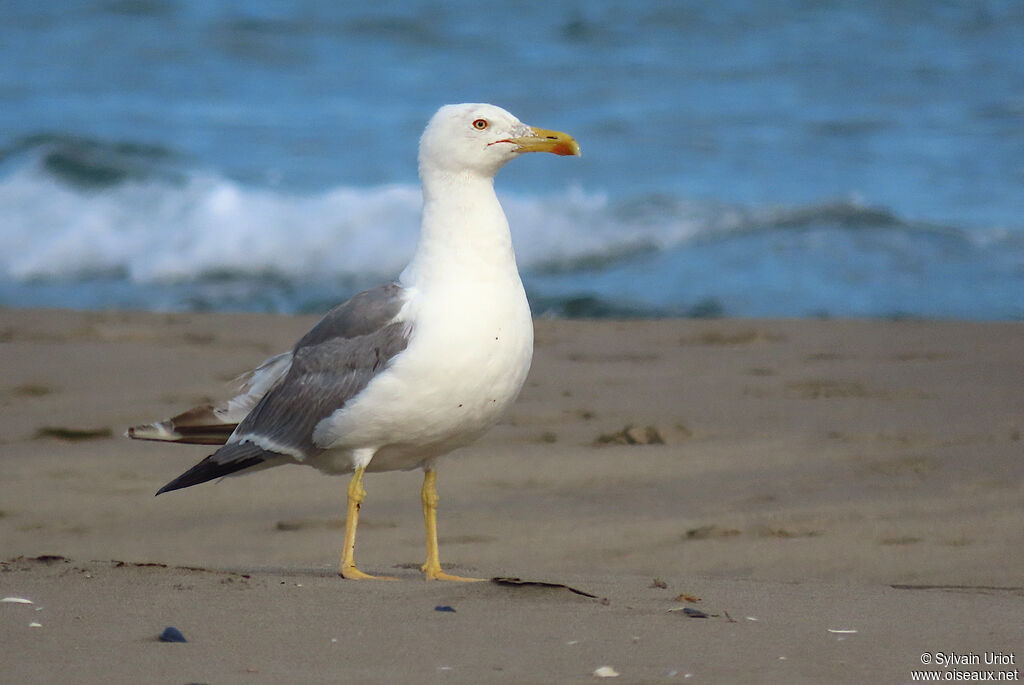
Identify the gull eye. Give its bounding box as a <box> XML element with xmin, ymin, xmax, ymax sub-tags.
<box><xmin>472</xmin><ymin>118</ymin><xmax>489</xmax><ymax>130</ymax></box>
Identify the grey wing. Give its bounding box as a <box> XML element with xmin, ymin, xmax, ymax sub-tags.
<box><xmin>229</xmin><ymin>284</ymin><xmax>412</xmax><ymax>459</ymax></box>
<box><xmin>150</xmin><ymin>283</ymin><xmax>412</xmax><ymax>495</ymax></box>
<box><xmin>129</xmin><ymin>283</ymin><xmax>407</xmax><ymax>446</ymax></box>
<box><xmin>297</xmin><ymin>282</ymin><xmax>405</xmax><ymax>347</ymax></box>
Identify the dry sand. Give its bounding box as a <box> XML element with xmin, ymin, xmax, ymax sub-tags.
<box><xmin>1</xmin><ymin>308</ymin><xmax>1021</xmax><ymax>684</ymax></box>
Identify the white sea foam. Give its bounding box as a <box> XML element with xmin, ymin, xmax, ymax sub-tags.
<box><xmin>0</xmin><ymin>166</ymin><xmax>419</xmax><ymax>283</ymax></box>
<box><xmin>1</xmin><ymin>162</ymin><xmax>1021</xmax><ymax>319</ymax></box>
<box><xmin>0</xmin><ymin>165</ymin><xmax>702</xmax><ymax>284</ymax></box>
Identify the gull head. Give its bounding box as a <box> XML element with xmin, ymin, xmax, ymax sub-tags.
<box><xmin>419</xmin><ymin>103</ymin><xmax>580</xmax><ymax>178</ymax></box>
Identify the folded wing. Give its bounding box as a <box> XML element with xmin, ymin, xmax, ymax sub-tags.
<box><xmin>132</xmin><ymin>283</ymin><xmax>412</xmax><ymax>493</ymax></box>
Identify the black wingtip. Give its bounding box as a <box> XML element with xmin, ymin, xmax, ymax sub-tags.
<box><xmin>155</xmin><ymin>442</ymin><xmax>270</xmax><ymax>495</ymax></box>
<box><xmin>155</xmin><ymin>481</ymin><xmax>183</xmax><ymax>496</ymax></box>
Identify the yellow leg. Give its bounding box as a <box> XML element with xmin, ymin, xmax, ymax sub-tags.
<box><xmin>421</xmin><ymin>468</ymin><xmax>483</xmax><ymax>582</ymax></box>
<box><xmin>338</xmin><ymin>466</ymin><xmax>396</xmax><ymax>580</ymax></box>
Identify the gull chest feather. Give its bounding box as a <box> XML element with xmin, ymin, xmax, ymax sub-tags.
<box><xmin>412</xmin><ymin>279</ymin><xmax>533</xmax><ymax>417</ymax></box>
<box><xmin>314</xmin><ymin>278</ymin><xmax>533</xmax><ymax>468</ymax></box>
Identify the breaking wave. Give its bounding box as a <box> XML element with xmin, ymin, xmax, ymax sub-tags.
<box><xmin>1</xmin><ymin>136</ymin><xmax>1021</xmax><ymax>319</ymax></box>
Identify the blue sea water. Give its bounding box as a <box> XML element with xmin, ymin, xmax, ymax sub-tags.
<box><xmin>1</xmin><ymin>0</ymin><xmax>1022</xmax><ymax>319</ymax></box>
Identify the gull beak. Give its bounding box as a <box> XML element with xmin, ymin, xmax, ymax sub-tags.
<box><xmin>508</xmin><ymin>127</ymin><xmax>581</xmax><ymax>156</ymax></box>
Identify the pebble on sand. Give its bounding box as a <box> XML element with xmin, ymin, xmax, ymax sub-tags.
<box><xmin>159</xmin><ymin>626</ymin><xmax>188</xmax><ymax>643</ymax></box>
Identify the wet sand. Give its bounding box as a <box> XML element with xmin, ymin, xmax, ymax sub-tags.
<box><xmin>1</xmin><ymin>309</ymin><xmax>1021</xmax><ymax>683</ymax></box>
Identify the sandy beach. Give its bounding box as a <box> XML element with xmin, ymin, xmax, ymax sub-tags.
<box><xmin>1</xmin><ymin>308</ymin><xmax>1021</xmax><ymax>683</ymax></box>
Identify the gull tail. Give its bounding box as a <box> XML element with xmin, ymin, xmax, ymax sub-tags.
<box><xmin>127</xmin><ymin>404</ymin><xmax>238</xmax><ymax>446</ymax></box>
<box><xmin>128</xmin><ymin>351</ymin><xmax>293</xmax><ymax>446</ymax></box>
<box><xmin>156</xmin><ymin>442</ymin><xmax>273</xmax><ymax>495</ymax></box>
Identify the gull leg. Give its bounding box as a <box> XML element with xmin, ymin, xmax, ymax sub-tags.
<box><xmin>421</xmin><ymin>468</ymin><xmax>483</xmax><ymax>582</ymax></box>
<box><xmin>339</xmin><ymin>466</ymin><xmax>396</xmax><ymax>580</ymax></box>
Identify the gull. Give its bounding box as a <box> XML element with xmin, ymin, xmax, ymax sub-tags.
<box><xmin>128</xmin><ymin>103</ymin><xmax>580</xmax><ymax>580</ymax></box>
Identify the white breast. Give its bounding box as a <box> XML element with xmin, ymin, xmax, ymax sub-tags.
<box><xmin>311</xmin><ymin>276</ymin><xmax>533</xmax><ymax>473</ymax></box>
